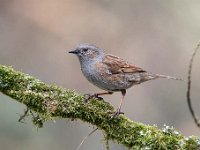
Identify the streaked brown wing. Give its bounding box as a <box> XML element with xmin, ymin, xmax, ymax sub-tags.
<box><xmin>102</xmin><ymin>54</ymin><xmax>146</xmax><ymax>74</ymax></box>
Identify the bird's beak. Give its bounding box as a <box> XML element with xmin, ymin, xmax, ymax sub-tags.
<box><xmin>68</xmin><ymin>49</ymin><xmax>79</xmax><ymax>54</ymax></box>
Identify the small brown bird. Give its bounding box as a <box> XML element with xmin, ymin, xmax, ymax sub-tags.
<box><xmin>69</xmin><ymin>43</ymin><xmax>182</xmax><ymax>117</ymax></box>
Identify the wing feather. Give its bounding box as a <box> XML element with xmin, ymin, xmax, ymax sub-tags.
<box><xmin>102</xmin><ymin>54</ymin><xmax>146</xmax><ymax>74</ymax></box>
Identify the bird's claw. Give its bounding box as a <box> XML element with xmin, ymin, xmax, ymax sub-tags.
<box><xmin>111</xmin><ymin>109</ymin><xmax>124</xmax><ymax>118</ymax></box>
<box><xmin>83</xmin><ymin>93</ymin><xmax>104</xmax><ymax>103</ymax></box>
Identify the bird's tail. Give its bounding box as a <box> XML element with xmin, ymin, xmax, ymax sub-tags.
<box><xmin>155</xmin><ymin>74</ymin><xmax>184</xmax><ymax>81</ymax></box>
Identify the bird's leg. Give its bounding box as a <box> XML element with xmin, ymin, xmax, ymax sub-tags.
<box><xmin>112</xmin><ymin>89</ymin><xmax>126</xmax><ymax>118</ymax></box>
<box><xmin>84</xmin><ymin>91</ymin><xmax>113</xmax><ymax>102</ymax></box>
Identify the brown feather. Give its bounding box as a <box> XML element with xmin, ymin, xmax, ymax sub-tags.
<box><xmin>103</xmin><ymin>54</ymin><xmax>146</xmax><ymax>74</ymax></box>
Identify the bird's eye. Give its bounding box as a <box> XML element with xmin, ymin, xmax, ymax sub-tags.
<box><xmin>82</xmin><ymin>48</ymin><xmax>88</xmax><ymax>52</ymax></box>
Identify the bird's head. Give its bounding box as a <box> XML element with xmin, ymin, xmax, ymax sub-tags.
<box><xmin>69</xmin><ymin>43</ymin><xmax>103</xmax><ymax>62</ymax></box>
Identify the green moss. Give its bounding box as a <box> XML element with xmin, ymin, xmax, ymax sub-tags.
<box><xmin>0</xmin><ymin>64</ymin><xmax>199</xmax><ymax>149</ymax></box>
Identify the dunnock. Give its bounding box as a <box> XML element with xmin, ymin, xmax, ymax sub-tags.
<box><xmin>69</xmin><ymin>43</ymin><xmax>182</xmax><ymax>117</ymax></box>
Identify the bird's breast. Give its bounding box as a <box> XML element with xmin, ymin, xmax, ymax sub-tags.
<box><xmin>80</xmin><ymin>61</ymin><xmax>114</xmax><ymax>90</ymax></box>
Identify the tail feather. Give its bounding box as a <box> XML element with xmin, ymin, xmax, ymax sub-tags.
<box><xmin>155</xmin><ymin>74</ymin><xmax>184</xmax><ymax>81</ymax></box>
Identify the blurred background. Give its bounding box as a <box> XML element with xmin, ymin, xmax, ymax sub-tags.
<box><xmin>0</xmin><ymin>0</ymin><xmax>200</xmax><ymax>149</ymax></box>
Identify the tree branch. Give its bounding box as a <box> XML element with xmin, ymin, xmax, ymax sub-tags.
<box><xmin>187</xmin><ymin>41</ymin><xmax>200</xmax><ymax>128</ymax></box>
<box><xmin>0</xmin><ymin>64</ymin><xmax>199</xmax><ymax>149</ymax></box>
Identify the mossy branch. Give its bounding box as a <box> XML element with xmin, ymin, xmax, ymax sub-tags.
<box><xmin>0</xmin><ymin>64</ymin><xmax>199</xmax><ymax>149</ymax></box>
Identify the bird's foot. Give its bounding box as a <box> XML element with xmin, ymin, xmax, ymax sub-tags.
<box><xmin>83</xmin><ymin>93</ymin><xmax>104</xmax><ymax>103</ymax></box>
<box><xmin>111</xmin><ymin>108</ymin><xmax>124</xmax><ymax>118</ymax></box>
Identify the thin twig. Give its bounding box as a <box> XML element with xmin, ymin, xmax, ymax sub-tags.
<box><xmin>75</xmin><ymin>127</ymin><xmax>98</xmax><ymax>150</ymax></box>
<box><xmin>18</xmin><ymin>107</ymin><xmax>30</xmax><ymax>123</ymax></box>
<box><xmin>187</xmin><ymin>41</ymin><xmax>200</xmax><ymax>128</ymax></box>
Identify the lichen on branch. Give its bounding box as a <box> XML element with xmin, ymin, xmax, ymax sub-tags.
<box><xmin>0</xmin><ymin>64</ymin><xmax>199</xmax><ymax>149</ymax></box>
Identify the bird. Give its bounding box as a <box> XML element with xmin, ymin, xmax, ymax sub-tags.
<box><xmin>69</xmin><ymin>43</ymin><xmax>182</xmax><ymax>117</ymax></box>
